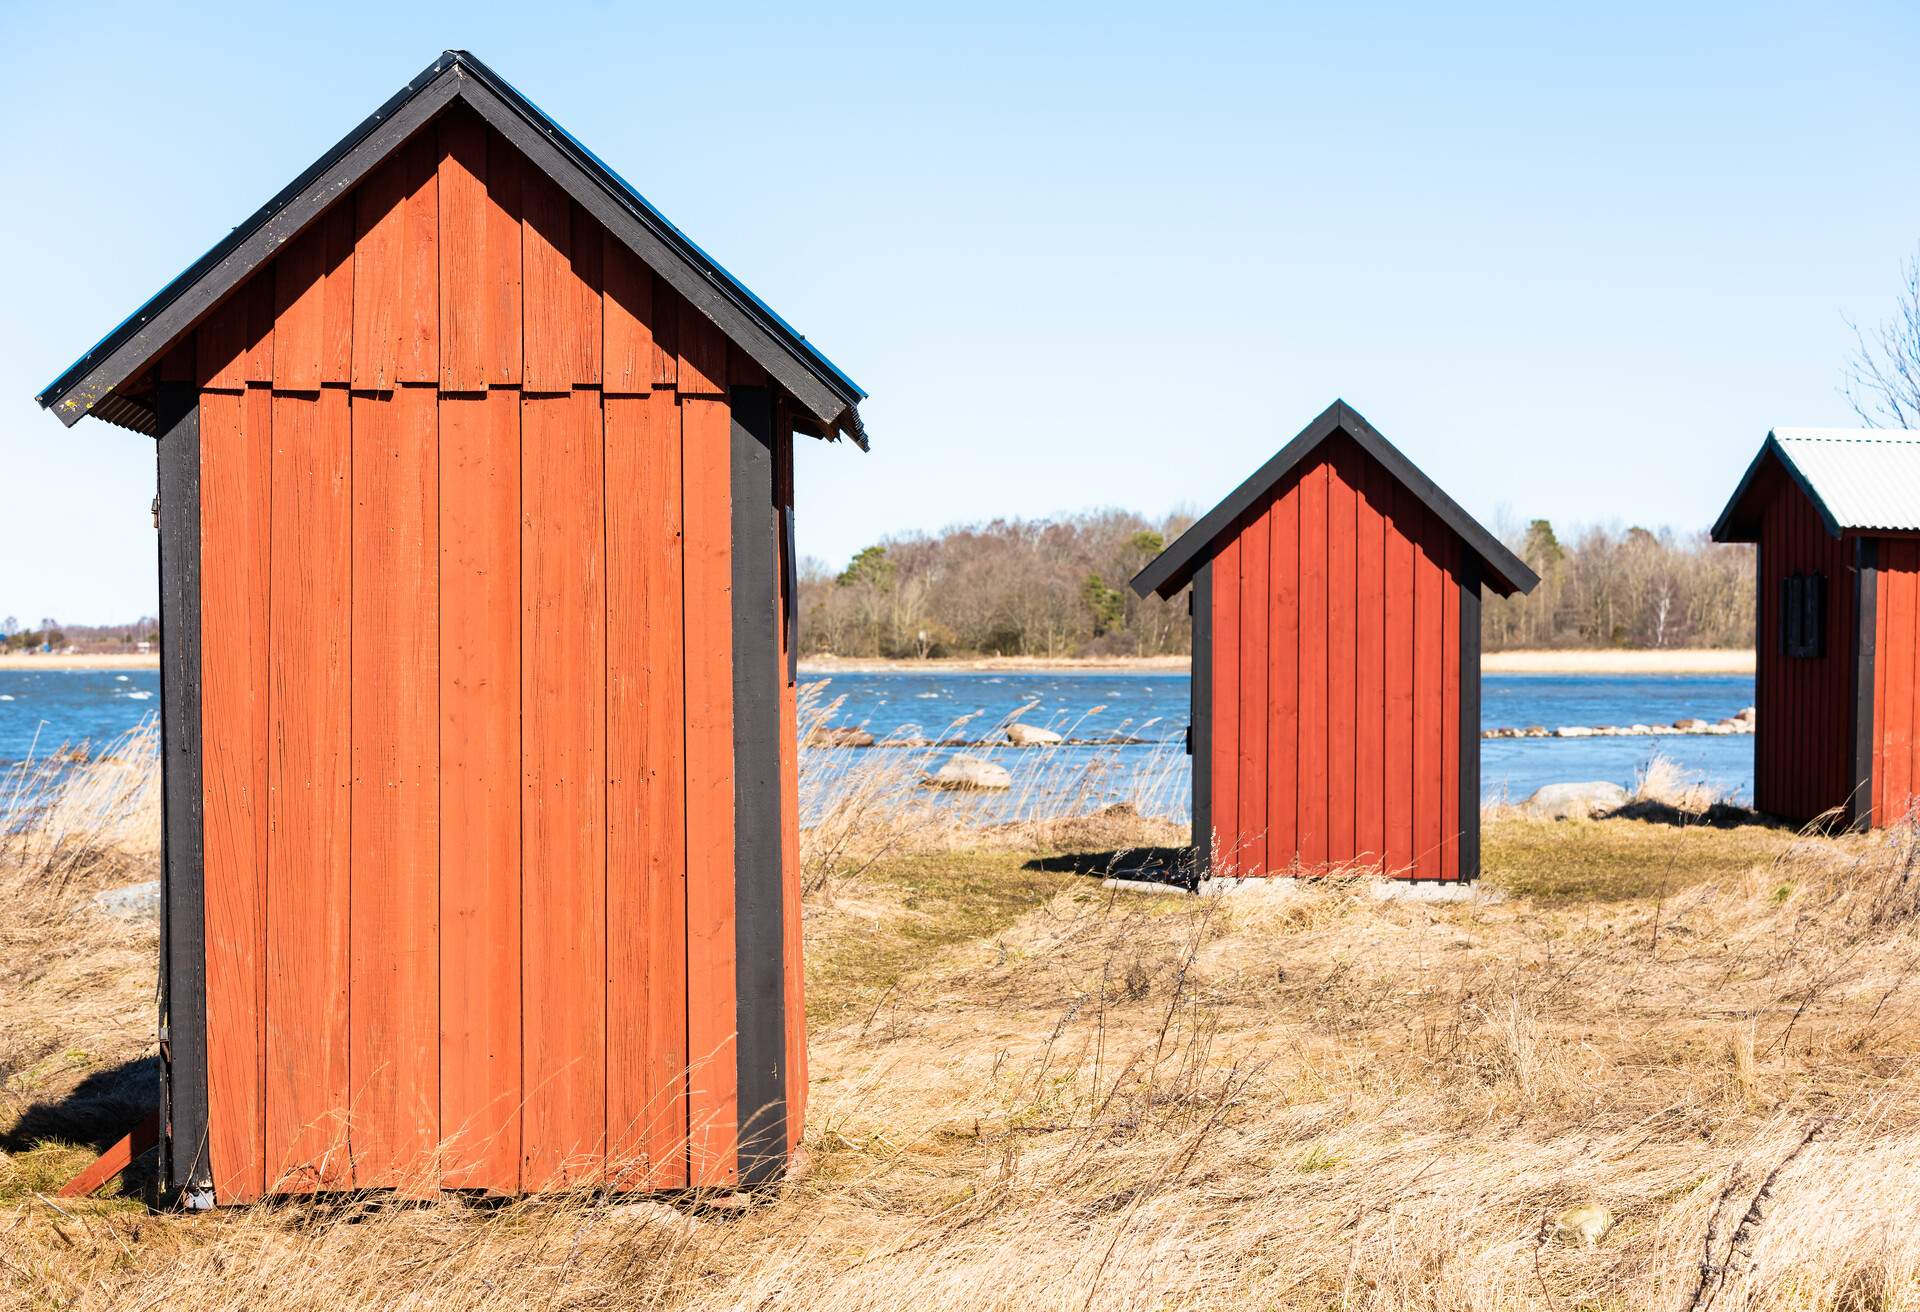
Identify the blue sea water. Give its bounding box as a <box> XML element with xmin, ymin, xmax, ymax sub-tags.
<box><xmin>0</xmin><ymin>668</ymin><xmax>161</xmax><ymax>763</ymax></box>
<box><xmin>0</xmin><ymin>666</ymin><xmax>1757</xmax><ymax>815</ymax></box>
<box><xmin>801</xmin><ymin>669</ymin><xmax>1756</xmax><ymax>813</ymax></box>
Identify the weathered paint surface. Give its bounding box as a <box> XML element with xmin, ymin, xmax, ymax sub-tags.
<box><xmin>1205</xmin><ymin>435</ymin><xmax>1465</xmax><ymax>880</ymax></box>
<box><xmin>191</xmin><ymin>109</ymin><xmax>803</xmax><ymax>1199</ymax></box>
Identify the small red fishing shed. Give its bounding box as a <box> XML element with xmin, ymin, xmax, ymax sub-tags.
<box><xmin>1712</xmin><ymin>428</ymin><xmax>1920</xmax><ymax>828</ymax></box>
<box><xmin>35</xmin><ymin>51</ymin><xmax>868</xmax><ymax>1203</ymax></box>
<box><xmin>1132</xmin><ymin>401</ymin><xmax>1537</xmax><ymax>881</ymax></box>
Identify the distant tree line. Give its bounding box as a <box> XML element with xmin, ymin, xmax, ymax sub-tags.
<box><xmin>801</xmin><ymin>514</ymin><xmax>1756</xmax><ymax>659</ymax></box>
<box><xmin>1483</xmin><ymin>521</ymin><xmax>1754</xmax><ymax>650</ymax></box>
<box><xmin>0</xmin><ymin>615</ymin><xmax>159</xmax><ymax>653</ymax></box>
<box><xmin>800</xmin><ymin>511</ymin><xmax>1195</xmax><ymax>658</ymax></box>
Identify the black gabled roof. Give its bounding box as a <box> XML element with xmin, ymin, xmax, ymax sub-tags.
<box><xmin>1130</xmin><ymin>400</ymin><xmax>1538</xmax><ymax>600</ymax></box>
<box><xmin>36</xmin><ymin>50</ymin><xmax>868</xmax><ymax>448</ymax></box>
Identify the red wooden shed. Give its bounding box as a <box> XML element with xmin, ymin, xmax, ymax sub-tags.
<box><xmin>1712</xmin><ymin>428</ymin><xmax>1920</xmax><ymax>828</ymax></box>
<box><xmin>1132</xmin><ymin>402</ymin><xmax>1537</xmax><ymax>881</ymax></box>
<box><xmin>35</xmin><ymin>51</ymin><xmax>867</xmax><ymax>1204</ymax></box>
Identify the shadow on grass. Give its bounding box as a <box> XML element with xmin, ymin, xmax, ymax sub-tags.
<box><xmin>1022</xmin><ymin>846</ymin><xmax>1195</xmax><ymax>889</ymax></box>
<box><xmin>1599</xmin><ymin>800</ymin><xmax>1795</xmax><ymax>830</ymax></box>
<box><xmin>2</xmin><ymin>1054</ymin><xmax>158</xmax><ymax>1155</ymax></box>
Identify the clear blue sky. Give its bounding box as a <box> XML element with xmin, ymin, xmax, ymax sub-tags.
<box><xmin>4</xmin><ymin>0</ymin><xmax>1917</xmax><ymax>623</ymax></box>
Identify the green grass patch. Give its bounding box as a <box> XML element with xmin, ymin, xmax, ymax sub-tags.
<box><xmin>1482</xmin><ymin>815</ymin><xmax>1801</xmax><ymax>904</ymax></box>
<box><xmin>806</xmin><ymin>850</ymin><xmax>1074</xmax><ymax>1027</ymax></box>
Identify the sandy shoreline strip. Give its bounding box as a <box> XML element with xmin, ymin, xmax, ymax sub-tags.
<box><xmin>1</xmin><ymin>648</ymin><xmax>1755</xmax><ymax>676</ymax></box>
<box><xmin>0</xmin><ymin>652</ymin><xmax>161</xmax><ymax>670</ymax></box>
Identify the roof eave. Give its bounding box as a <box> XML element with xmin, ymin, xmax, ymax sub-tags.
<box><xmin>1129</xmin><ymin>400</ymin><xmax>1539</xmax><ymax>601</ymax></box>
<box><xmin>36</xmin><ymin>50</ymin><xmax>867</xmax><ymax>444</ymax></box>
<box><xmin>1710</xmin><ymin>435</ymin><xmax>1842</xmax><ymax>543</ymax></box>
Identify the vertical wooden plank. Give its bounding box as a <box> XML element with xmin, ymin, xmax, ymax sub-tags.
<box><xmin>352</xmin><ymin>136</ymin><xmax>438</xmax><ymax>389</ymax></box>
<box><xmin>1191</xmin><ymin>566</ymin><xmax>1214</xmax><ymax>876</ymax></box>
<box><xmin>349</xmin><ymin>386</ymin><xmax>441</xmax><ymax>1189</ymax></box>
<box><xmin>439</xmin><ymin>113</ymin><xmax>491</xmax><ymax>393</ymax></box>
<box><xmin>604</xmin><ymin>236</ymin><xmax>654</xmax><ymax>393</ymax></box>
<box><xmin>775</xmin><ymin>424</ymin><xmax>806</xmax><ymax>1155</ymax></box>
<box><xmin>1383</xmin><ymin>482</ymin><xmax>1416</xmax><ymax>876</ymax></box>
<box><xmin>198</xmin><ymin>296</ymin><xmax>250</xmax><ymax>393</ymax></box>
<box><xmin>158</xmin><ymin>383</ymin><xmax>210</xmax><ymax>1198</ymax></box>
<box><xmin>651</xmin><ymin>276</ymin><xmax>679</xmax><ymax>390</ymax></box>
<box><xmin>1413</xmin><ymin>511</ymin><xmax>1445</xmax><ymax>878</ymax></box>
<box><xmin>1441</xmin><ymin>536</ymin><xmax>1461</xmax><ymax>881</ymax></box>
<box><xmin>483</xmin><ymin>132</ymin><xmax>524</xmax><ymax>387</ymax></box>
<box><xmin>1237</xmin><ymin>508</ymin><xmax>1269</xmax><ymax>875</ymax></box>
<box><xmin>521</xmin><ymin>387</ymin><xmax>607</xmax><ymax>1188</ymax></box>
<box><xmin>352</xmin><ymin>146</ymin><xmax>407</xmax><ymax>390</ymax></box>
<box><xmin>397</xmin><ymin>139</ymin><xmax>439</xmax><ymax>385</ymax></box>
<box><xmin>1458</xmin><ymin>560</ymin><xmax>1483</xmax><ymax>878</ymax></box>
<box><xmin>521</xmin><ymin>175</ymin><xmax>571</xmax><ymax>392</ymax></box>
<box><xmin>1267</xmin><ymin>482</ymin><xmax>1299</xmax><ymax>872</ymax></box>
<box><xmin>729</xmin><ymin>387</ymin><xmax>787</xmax><ymax>1185</ymax></box>
<box><xmin>1326</xmin><ymin>443</ymin><xmax>1358</xmax><ymax>863</ymax></box>
<box><xmin>683</xmin><ymin>391</ymin><xmax>738</xmax><ymax>1184</ymax></box>
<box><xmin>1210</xmin><ymin>537</ymin><xmax>1240</xmax><ymax>873</ymax></box>
<box><xmin>677</xmin><ymin>299</ymin><xmax>726</xmax><ymax>398</ymax></box>
<box><xmin>607</xmin><ymin>389</ymin><xmax>690</xmax><ymax>1190</ymax></box>
<box><xmin>440</xmin><ymin>388</ymin><xmax>523</xmax><ymax>1193</ymax></box>
<box><xmin>318</xmin><ymin>208</ymin><xmax>356</xmax><ymax>386</ymax></box>
<box><xmin>266</xmin><ymin>389</ymin><xmax>352</xmax><ymax>1192</ymax></box>
<box><xmin>1354</xmin><ymin>457</ymin><xmax>1386</xmax><ymax>868</ymax></box>
<box><xmin>1297</xmin><ymin>463</ymin><xmax>1329</xmax><ymax>869</ymax></box>
<box><xmin>1888</xmin><ymin>543</ymin><xmax>1915</xmax><ymax>820</ymax></box>
<box><xmin>273</xmin><ymin>228</ymin><xmax>328</xmax><ymax>392</ymax></box>
<box><xmin>241</xmin><ymin>280</ymin><xmax>275</xmax><ymax>385</ymax></box>
<box><xmin>1758</xmin><ymin>502</ymin><xmax>1778</xmax><ymax>815</ymax></box>
<box><xmin>1874</xmin><ymin>549</ymin><xmax>1889</xmax><ymax>822</ymax></box>
<box><xmin>523</xmin><ymin>177</ymin><xmax>602</xmax><ymax>390</ymax></box>
<box><xmin>200</xmin><ymin>388</ymin><xmax>270</xmax><ymax>1202</ymax></box>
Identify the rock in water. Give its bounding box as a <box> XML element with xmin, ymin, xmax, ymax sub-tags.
<box><xmin>1006</xmin><ymin>722</ymin><xmax>1064</xmax><ymax>747</ymax></box>
<box><xmin>807</xmin><ymin>726</ymin><xmax>874</xmax><ymax>748</ymax></box>
<box><xmin>1521</xmin><ymin>781</ymin><xmax>1629</xmax><ymax>820</ymax></box>
<box><xmin>93</xmin><ymin>880</ymin><xmax>161</xmax><ymax>923</ymax></box>
<box><xmin>925</xmin><ymin>755</ymin><xmax>1012</xmax><ymax>791</ymax></box>
<box><xmin>1552</xmin><ymin>1202</ymin><xmax>1614</xmax><ymax>1247</ymax></box>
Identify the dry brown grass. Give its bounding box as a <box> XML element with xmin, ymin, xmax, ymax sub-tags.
<box><xmin>10</xmin><ymin>732</ymin><xmax>1920</xmax><ymax>1308</ymax></box>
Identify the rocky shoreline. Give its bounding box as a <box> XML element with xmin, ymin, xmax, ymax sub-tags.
<box><xmin>1482</xmin><ymin>706</ymin><xmax>1754</xmax><ymax>740</ymax></box>
<box><xmin>809</xmin><ymin>705</ymin><xmax>1759</xmax><ymax>753</ymax></box>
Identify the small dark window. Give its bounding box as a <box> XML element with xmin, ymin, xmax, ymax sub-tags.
<box><xmin>1781</xmin><ymin>572</ymin><xmax>1825</xmax><ymax>659</ymax></box>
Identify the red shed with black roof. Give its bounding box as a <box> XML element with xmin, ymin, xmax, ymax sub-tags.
<box><xmin>36</xmin><ymin>51</ymin><xmax>864</xmax><ymax>1204</ymax></box>
<box><xmin>1133</xmin><ymin>401</ymin><xmax>1537</xmax><ymax>882</ymax></box>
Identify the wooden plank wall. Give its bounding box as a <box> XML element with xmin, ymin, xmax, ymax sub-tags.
<box><xmin>1873</xmin><ymin>541</ymin><xmax>1920</xmax><ymax>824</ymax></box>
<box><xmin>193</xmin><ymin>109</ymin><xmax>794</xmax><ymax>1200</ymax></box>
<box><xmin>1207</xmin><ymin>436</ymin><xmax>1463</xmax><ymax>880</ymax></box>
<box><xmin>1753</xmin><ymin>482</ymin><xmax>1855</xmax><ymax>823</ymax></box>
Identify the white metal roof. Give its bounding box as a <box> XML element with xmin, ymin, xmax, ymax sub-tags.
<box><xmin>1769</xmin><ymin>428</ymin><xmax>1920</xmax><ymax>532</ymax></box>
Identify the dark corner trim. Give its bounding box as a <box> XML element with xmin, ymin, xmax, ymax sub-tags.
<box><xmin>1852</xmin><ymin>537</ymin><xmax>1878</xmax><ymax>830</ymax></box>
<box><xmin>156</xmin><ymin>383</ymin><xmax>209</xmax><ymax>1199</ymax></box>
<box><xmin>1459</xmin><ymin>560</ymin><xmax>1483</xmax><ymax>881</ymax></box>
<box><xmin>1190</xmin><ymin>565</ymin><xmax>1213</xmax><ymax>884</ymax></box>
<box><xmin>775</xmin><ymin>419</ymin><xmax>798</xmax><ymax>686</ymax></box>
<box><xmin>729</xmin><ymin>385</ymin><xmax>786</xmax><ymax>1185</ymax></box>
